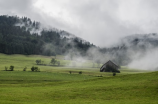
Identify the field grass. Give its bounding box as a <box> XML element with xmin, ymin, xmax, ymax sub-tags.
<box><xmin>0</xmin><ymin>53</ymin><xmax>157</xmax><ymax>104</ymax></box>
<box><xmin>0</xmin><ymin>53</ymin><xmax>148</xmax><ymax>75</ymax></box>
<box><xmin>0</xmin><ymin>71</ymin><xmax>158</xmax><ymax>104</ymax></box>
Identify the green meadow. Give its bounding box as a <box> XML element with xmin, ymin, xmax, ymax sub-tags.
<box><xmin>0</xmin><ymin>53</ymin><xmax>158</xmax><ymax>104</ymax></box>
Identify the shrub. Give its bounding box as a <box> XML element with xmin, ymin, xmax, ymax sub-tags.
<box><xmin>31</xmin><ymin>66</ymin><xmax>40</xmax><ymax>72</ymax></box>
<box><xmin>79</xmin><ymin>71</ymin><xmax>82</xmax><ymax>74</ymax></box>
<box><xmin>9</xmin><ymin>65</ymin><xmax>14</xmax><ymax>71</ymax></box>
<box><xmin>51</xmin><ymin>58</ymin><xmax>56</xmax><ymax>65</ymax></box>
<box><xmin>31</xmin><ymin>66</ymin><xmax>34</xmax><ymax>71</ymax></box>
<box><xmin>23</xmin><ymin>67</ymin><xmax>27</xmax><ymax>71</ymax></box>
<box><xmin>113</xmin><ymin>73</ymin><xmax>116</xmax><ymax>76</ymax></box>
<box><xmin>97</xmin><ymin>75</ymin><xmax>103</xmax><ymax>77</ymax></box>
<box><xmin>69</xmin><ymin>71</ymin><xmax>72</xmax><ymax>74</ymax></box>
<box><xmin>35</xmin><ymin>67</ymin><xmax>40</xmax><ymax>72</ymax></box>
<box><xmin>36</xmin><ymin>59</ymin><xmax>41</xmax><ymax>65</ymax></box>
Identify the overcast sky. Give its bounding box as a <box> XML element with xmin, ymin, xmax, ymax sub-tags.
<box><xmin>0</xmin><ymin>0</ymin><xmax>158</xmax><ymax>47</ymax></box>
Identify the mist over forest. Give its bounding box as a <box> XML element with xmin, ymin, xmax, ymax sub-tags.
<box><xmin>0</xmin><ymin>15</ymin><xmax>94</xmax><ymax>55</ymax></box>
<box><xmin>1</xmin><ymin>15</ymin><xmax>158</xmax><ymax>70</ymax></box>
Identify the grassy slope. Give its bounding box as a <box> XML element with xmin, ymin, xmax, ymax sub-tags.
<box><xmin>0</xmin><ymin>53</ymin><xmax>97</xmax><ymax>72</ymax></box>
<box><xmin>0</xmin><ymin>53</ymin><xmax>147</xmax><ymax>75</ymax></box>
<box><xmin>0</xmin><ymin>53</ymin><xmax>157</xmax><ymax>104</ymax></box>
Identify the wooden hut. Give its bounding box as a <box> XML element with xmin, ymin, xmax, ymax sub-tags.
<box><xmin>100</xmin><ymin>60</ymin><xmax>120</xmax><ymax>73</ymax></box>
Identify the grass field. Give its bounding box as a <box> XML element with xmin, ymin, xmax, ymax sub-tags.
<box><xmin>0</xmin><ymin>53</ymin><xmax>158</xmax><ymax>104</ymax></box>
<box><xmin>0</xmin><ymin>53</ymin><xmax>148</xmax><ymax>75</ymax></box>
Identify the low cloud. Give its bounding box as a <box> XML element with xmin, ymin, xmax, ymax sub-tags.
<box><xmin>1</xmin><ymin>0</ymin><xmax>158</xmax><ymax>47</ymax></box>
<box><xmin>128</xmin><ymin>48</ymin><xmax>158</xmax><ymax>70</ymax></box>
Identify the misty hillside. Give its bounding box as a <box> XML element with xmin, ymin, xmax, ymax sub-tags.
<box><xmin>101</xmin><ymin>33</ymin><xmax>158</xmax><ymax>68</ymax></box>
<box><xmin>1</xmin><ymin>15</ymin><xmax>158</xmax><ymax>69</ymax></box>
<box><xmin>121</xmin><ymin>33</ymin><xmax>158</xmax><ymax>49</ymax></box>
<box><xmin>0</xmin><ymin>15</ymin><xmax>94</xmax><ymax>56</ymax></box>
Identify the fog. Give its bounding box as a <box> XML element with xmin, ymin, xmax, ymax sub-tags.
<box><xmin>63</xmin><ymin>34</ymin><xmax>158</xmax><ymax>71</ymax></box>
<box><xmin>1</xmin><ymin>0</ymin><xmax>158</xmax><ymax>47</ymax></box>
<box><xmin>119</xmin><ymin>34</ymin><xmax>158</xmax><ymax>70</ymax></box>
<box><xmin>128</xmin><ymin>48</ymin><xmax>158</xmax><ymax>70</ymax></box>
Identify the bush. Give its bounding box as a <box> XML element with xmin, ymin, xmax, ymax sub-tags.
<box><xmin>9</xmin><ymin>65</ymin><xmax>14</xmax><ymax>71</ymax></box>
<box><xmin>113</xmin><ymin>73</ymin><xmax>116</xmax><ymax>76</ymax></box>
<box><xmin>23</xmin><ymin>67</ymin><xmax>27</xmax><ymax>71</ymax></box>
<box><xmin>69</xmin><ymin>71</ymin><xmax>72</xmax><ymax>74</ymax></box>
<box><xmin>79</xmin><ymin>71</ymin><xmax>82</xmax><ymax>74</ymax></box>
<box><xmin>51</xmin><ymin>58</ymin><xmax>56</xmax><ymax>65</ymax></box>
<box><xmin>36</xmin><ymin>59</ymin><xmax>41</xmax><ymax>65</ymax></box>
<box><xmin>31</xmin><ymin>66</ymin><xmax>40</xmax><ymax>72</ymax></box>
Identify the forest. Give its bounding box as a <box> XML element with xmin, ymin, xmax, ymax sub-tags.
<box><xmin>0</xmin><ymin>15</ymin><xmax>94</xmax><ymax>56</ymax></box>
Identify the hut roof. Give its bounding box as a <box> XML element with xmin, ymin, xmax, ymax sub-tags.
<box><xmin>100</xmin><ymin>60</ymin><xmax>119</xmax><ymax>69</ymax></box>
<box><xmin>100</xmin><ymin>60</ymin><xmax>120</xmax><ymax>73</ymax></box>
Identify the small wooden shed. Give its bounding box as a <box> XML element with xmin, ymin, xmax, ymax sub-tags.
<box><xmin>100</xmin><ymin>60</ymin><xmax>120</xmax><ymax>73</ymax></box>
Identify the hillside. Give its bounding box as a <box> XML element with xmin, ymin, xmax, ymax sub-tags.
<box><xmin>100</xmin><ymin>33</ymin><xmax>158</xmax><ymax>67</ymax></box>
<box><xmin>0</xmin><ymin>15</ymin><xmax>94</xmax><ymax>56</ymax></box>
<box><xmin>1</xmin><ymin>15</ymin><xmax>158</xmax><ymax>68</ymax></box>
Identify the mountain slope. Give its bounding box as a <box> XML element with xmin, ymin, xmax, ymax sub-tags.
<box><xmin>100</xmin><ymin>33</ymin><xmax>158</xmax><ymax>70</ymax></box>
<box><xmin>0</xmin><ymin>15</ymin><xmax>94</xmax><ymax>56</ymax></box>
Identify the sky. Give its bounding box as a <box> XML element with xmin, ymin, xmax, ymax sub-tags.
<box><xmin>0</xmin><ymin>0</ymin><xmax>158</xmax><ymax>47</ymax></box>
